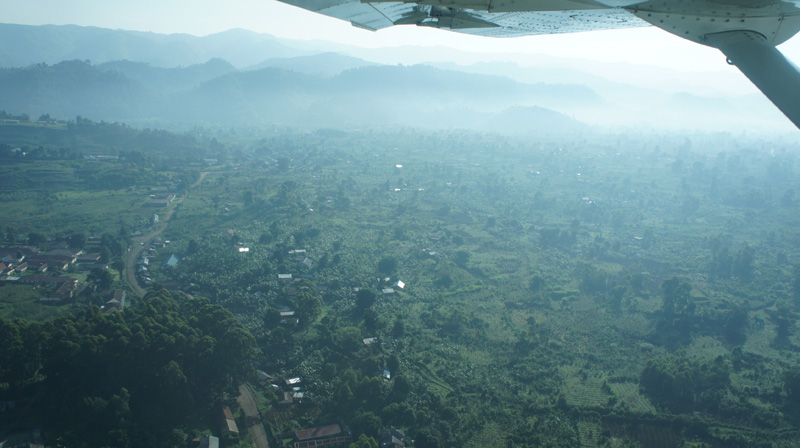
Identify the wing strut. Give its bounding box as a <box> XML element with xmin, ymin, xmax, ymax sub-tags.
<box><xmin>705</xmin><ymin>30</ymin><xmax>800</xmax><ymax>129</ymax></box>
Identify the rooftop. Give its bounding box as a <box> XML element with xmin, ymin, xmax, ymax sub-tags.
<box><xmin>295</xmin><ymin>424</ymin><xmax>343</xmax><ymax>441</ymax></box>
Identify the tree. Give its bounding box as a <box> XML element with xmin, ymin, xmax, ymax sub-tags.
<box><xmin>733</xmin><ymin>244</ymin><xmax>754</xmax><ymax>281</ymax></box>
<box><xmin>336</xmin><ymin>327</ymin><xmax>362</xmax><ymax>352</ymax></box>
<box><xmin>774</xmin><ymin>304</ymin><xmax>796</xmax><ymax>347</ymax></box>
<box><xmin>529</xmin><ymin>275</ymin><xmax>545</xmax><ymax>294</ymax></box>
<box><xmin>578</xmin><ymin>264</ymin><xmax>607</xmax><ymax>295</ymax></box>
<box><xmin>378</xmin><ymin>256</ymin><xmax>398</xmax><ymax>275</ymax></box>
<box><xmin>783</xmin><ymin>368</ymin><xmax>800</xmax><ymax>421</ymax></box>
<box><xmin>28</xmin><ymin>231</ymin><xmax>47</xmax><ymax>246</ymax></box>
<box><xmin>352</xmin><ymin>411</ymin><xmax>382</xmax><ymax>438</ymax></box>
<box><xmin>242</xmin><ymin>190</ymin><xmax>254</xmax><ymax>206</ymax></box>
<box><xmin>722</xmin><ymin>306</ymin><xmax>748</xmax><ymax>344</ymax></box>
<box><xmin>454</xmin><ymin>250</ymin><xmax>470</xmax><ymax>268</ymax></box>
<box><xmin>794</xmin><ymin>265</ymin><xmax>800</xmax><ymax>304</ymax></box>
<box><xmin>187</xmin><ymin>239</ymin><xmax>200</xmax><ymax>255</ymax></box>
<box><xmin>296</xmin><ymin>292</ymin><xmax>322</xmax><ymax>327</ymax></box>
<box><xmin>334</xmin><ymin>382</ymin><xmax>354</xmax><ymax>406</ymax></box>
<box><xmin>608</xmin><ymin>285</ymin><xmax>626</xmax><ymax>314</ymax></box>
<box><xmin>414</xmin><ymin>427</ymin><xmax>442</xmax><ymax>448</ymax></box>
<box><xmin>264</xmin><ymin>308</ymin><xmax>282</xmax><ymax>328</ymax></box>
<box><xmin>382</xmin><ymin>402</ymin><xmax>415</xmax><ymax>427</ymax></box>
<box><xmin>0</xmin><ymin>320</ymin><xmax>28</xmax><ymax>385</ymax></box>
<box><xmin>630</xmin><ymin>272</ymin><xmax>647</xmax><ymax>293</ymax></box>
<box><xmin>88</xmin><ymin>268</ymin><xmax>113</xmax><ymax>290</ymax></box>
<box><xmin>4</xmin><ymin>290</ymin><xmax>257</xmax><ymax>445</ymax></box>
<box><xmin>349</xmin><ymin>434</ymin><xmax>378</xmax><ymax>448</ymax></box>
<box><xmin>661</xmin><ymin>277</ymin><xmax>693</xmax><ymax>317</ymax></box>
<box><xmin>656</xmin><ymin>277</ymin><xmax>695</xmax><ymax>346</ymax></box>
<box><xmin>356</xmin><ymin>289</ymin><xmax>377</xmax><ymax>311</ymax></box>
<box><xmin>100</xmin><ymin>246</ymin><xmax>112</xmax><ymax>264</ymax></box>
<box><xmin>390</xmin><ymin>376</ymin><xmax>411</xmax><ymax>401</ymax></box>
<box><xmin>391</xmin><ymin>319</ymin><xmax>405</xmax><ymax>338</ymax></box>
<box><xmin>158</xmin><ymin>361</ymin><xmax>192</xmax><ymax>419</ymax></box>
<box><xmin>435</xmin><ymin>271</ymin><xmax>453</xmax><ymax>288</ymax></box>
<box><xmin>640</xmin><ymin>354</ymin><xmax>730</xmax><ymax>413</ymax></box>
<box><xmin>67</xmin><ymin>232</ymin><xmax>87</xmax><ymax>250</ymax></box>
<box><xmin>387</xmin><ymin>354</ymin><xmax>400</xmax><ymax>374</ymax></box>
<box><xmin>709</xmin><ymin>239</ymin><xmax>732</xmax><ymax>279</ymax></box>
<box><xmin>364</xmin><ymin>309</ymin><xmax>381</xmax><ymax>333</ymax></box>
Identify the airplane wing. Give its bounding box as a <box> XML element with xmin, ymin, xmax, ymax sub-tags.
<box><xmin>276</xmin><ymin>0</ymin><xmax>647</xmax><ymax>35</ymax></box>
<box><xmin>277</xmin><ymin>0</ymin><xmax>800</xmax><ymax>129</ymax></box>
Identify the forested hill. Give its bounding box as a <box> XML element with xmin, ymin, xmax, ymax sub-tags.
<box><xmin>0</xmin><ymin>289</ymin><xmax>257</xmax><ymax>448</ymax></box>
<box><xmin>0</xmin><ymin>116</ymin><xmax>222</xmax><ymax>160</ymax></box>
<box><xmin>246</xmin><ymin>52</ymin><xmax>380</xmax><ymax>76</ymax></box>
<box><xmin>97</xmin><ymin>58</ymin><xmax>238</xmax><ymax>94</ymax></box>
<box><xmin>0</xmin><ymin>59</ymin><xmax>591</xmax><ymax>132</ymax></box>
<box><xmin>0</xmin><ymin>60</ymin><xmax>148</xmax><ymax>119</ymax></box>
<box><xmin>0</xmin><ymin>23</ymin><xmax>303</xmax><ymax>68</ymax></box>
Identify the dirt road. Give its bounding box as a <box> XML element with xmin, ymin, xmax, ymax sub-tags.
<box><xmin>123</xmin><ymin>172</ymin><xmax>209</xmax><ymax>298</ymax></box>
<box><xmin>237</xmin><ymin>383</ymin><xmax>270</xmax><ymax>448</ymax></box>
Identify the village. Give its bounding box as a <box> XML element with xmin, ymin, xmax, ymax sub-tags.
<box><xmin>0</xmin><ymin>228</ymin><xmax>411</xmax><ymax>448</ymax></box>
<box><xmin>0</xmin><ymin>242</ymin><xmax>125</xmax><ymax>313</ymax></box>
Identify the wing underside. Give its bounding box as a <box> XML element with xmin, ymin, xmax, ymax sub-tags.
<box><xmin>277</xmin><ymin>0</ymin><xmax>647</xmax><ymax>36</ymax></box>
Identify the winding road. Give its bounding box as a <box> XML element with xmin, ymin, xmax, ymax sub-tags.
<box><xmin>237</xmin><ymin>383</ymin><xmax>271</xmax><ymax>448</ymax></box>
<box><xmin>123</xmin><ymin>171</ymin><xmax>209</xmax><ymax>298</ymax></box>
<box><xmin>122</xmin><ymin>173</ymin><xmax>271</xmax><ymax>448</ymax></box>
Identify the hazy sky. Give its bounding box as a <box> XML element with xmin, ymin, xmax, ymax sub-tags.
<box><xmin>4</xmin><ymin>0</ymin><xmax>800</xmax><ymax>73</ymax></box>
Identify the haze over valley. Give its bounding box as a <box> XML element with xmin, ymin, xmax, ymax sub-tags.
<box><xmin>0</xmin><ymin>23</ymin><xmax>790</xmax><ymax>132</ymax></box>
<box><xmin>3</xmin><ymin>18</ymin><xmax>800</xmax><ymax>448</ymax></box>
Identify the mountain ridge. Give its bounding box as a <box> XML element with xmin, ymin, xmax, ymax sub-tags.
<box><xmin>0</xmin><ymin>22</ymin><xmax>793</xmax><ymax>132</ymax></box>
<box><xmin>0</xmin><ymin>59</ymin><xmax>592</xmax><ymax>133</ymax></box>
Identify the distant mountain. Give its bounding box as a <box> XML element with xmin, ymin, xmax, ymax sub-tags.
<box><xmin>0</xmin><ymin>59</ymin><xmax>599</xmax><ymax>131</ymax></box>
<box><xmin>171</xmin><ymin>64</ymin><xmax>603</xmax><ymax>127</ymax></box>
<box><xmin>481</xmin><ymin>106</ymin><xmax>588</xmax><ymax>134</ymax></box>
<box><xmin>0</xmin><ymin>60</ymin><xmax>148</xmax><ymax>119</ymax></box>
<box><xmin>0</xmin><ymin>22</ymin><xmax>792</xmax><ymax>131</ymax></box>
<box><xmin>0</xmin><ymin>24</ymin><xmax>309</xmax><ymax>68</ymax></box>
<box><xmin>246</xmin><ymin>52</ymin><xmax>379</xmax><ymax>77</ymax></box>
<box><xmin>97</xmin><ymin>58</ymin><xmax>237</xmax><ymax>93</ymax></box>
<box><xmin>329</xmin><ymin>64</ymin><xmax>602</xmax><ymax>107</ymax></box>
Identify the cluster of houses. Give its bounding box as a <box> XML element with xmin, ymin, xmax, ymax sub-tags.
<box><xmin>275</xmin><ymin>423</ymin><xmax>405</xmax><ymax>448</ymax></box>
<box><xmin>136</xmin><ymin>238</ymin><xmax>176</xmax><ymax>286</ymax></box>
<box><xmin>0</xmin><ymin>244</ymin><xmax>106</xmax><ymax>275</ymax></box>
<box><xmin>275</xmin><ymin>250</ymin><xmax>315</xmax><ymax>282</ymax></box>
<box><xmin>0</xmin><ymin>243</ymin><xmax>131</xmax><ymax>311</ymax></box>
<box><xmin>0</xmin><ymin>245</ymin><xmax>94</xmax><ymax>300</ymax></box>
<box><xmin>276</xmin><ymin>422</ymin><xmax>353</xmax><ymax>448</ymax></box>
<box><xmin>145</xmin><ymin>192</ymin><xmax>177</xmax><ymax>207</ymax></box>
<box><xmin>202</xmin><ymin>375</ymin><xmax>398</xmax><ymax>448</ymax></box>
<box><xmin>256</xmin><ymin>371</ymin><xmax>306</xmax><ymax>406</ymax></box>
<box><xmin>185</xmin><ymin>248</ymin><xmax>407</xmax><ymax>446</ymax></box>
<box><xmin>381</xmin><ymin>279</ymin><xmax>405</xmax><ymax>295</ymax></box>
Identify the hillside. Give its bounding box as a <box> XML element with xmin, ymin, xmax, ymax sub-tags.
<box><xmin>0</xmin><ymin>60</ymin><xmax>593</xmax><ymax>133</ymax></box>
